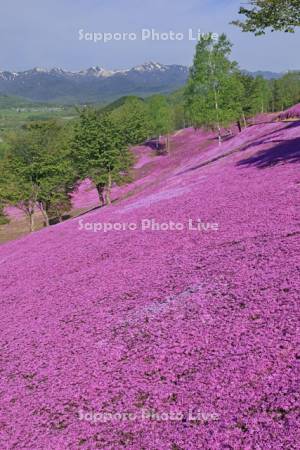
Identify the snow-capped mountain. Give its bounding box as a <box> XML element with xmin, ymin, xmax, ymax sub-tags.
<box><xmin>131</xmin><ymin>62</ymin><xmax>168</xmax><ymax>72</ymax></box>
<box><xmin>0</xmin><ymin>62</ymin><xmax>189</xmax><ymax>104</ymax></box>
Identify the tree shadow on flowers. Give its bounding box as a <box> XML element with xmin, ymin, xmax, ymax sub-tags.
<box><xmin>237</xmin><ymin>136</ymin><xmax>300</xmax><ymax>169</ymax></box>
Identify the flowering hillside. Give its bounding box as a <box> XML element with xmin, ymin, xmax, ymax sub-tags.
<box><xmin>278</xmin><ymin>103</ymin><xmax>300</xmax><ymax>120</ymax></box>
<box><xmin>0</xmin><ymin>119</ymin><xmax>299</xmax><ymax>449</ymax></box>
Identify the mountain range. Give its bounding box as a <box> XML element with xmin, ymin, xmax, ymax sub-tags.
<box><xmin>0</xmin><ymin>62</ymin><xmax>286</xmax><ymax>105</ymax></box>
<box><xmin>0</xmin><ymin>62</ymin><xmax>189</xmax><ymax>105</ymax></box>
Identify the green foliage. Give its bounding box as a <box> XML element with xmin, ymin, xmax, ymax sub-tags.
<box><xmin>0</xmin><ymin>140</ymin><xmax>10</xmax><ymax>160</ymax></box>
<box><xmin>184</xmin><ymin>34</ymin><xmax>243</xmax><ymax>136</ymax></box>
<box><xmin>0</xmin><ymin>152</ymin><xmax>38</xmax><ymax>230</ymax></box>
<box><xmin>110</xmin><ymin>97</ymin><xmax>152</xmax><ymax>145</ymax></box>
<box><xmin>0</xmin><ymin>208</ymin><xmax>9</xmax><ymax>225</ymax></box>
<box><xmin>147</xmin><ymin>95</ymin><xmax>175</xmax><ymax>137</ymax></box>
<box><xmin>270</xmin><ymin>72</ymin><xmax>300</xmax><ymax>111</ymax></box>
<box><xmin>100</xmin><ymin>96</ymin><xmax>144</xmax><ymax>114</ymax></box>
<box><xmin>237</xmin><ymin>71</ymin><xmax>300</xmax><ymax>114</ymax></box>
<box><xmin>0</xmin><ymin>177</ymin><xmax>9</xmax><ymax>224</ymax></box>
<box><xmin>0</xmin><ymin>104</ymin><xmax>76</xmax><ymax>133</ymax></box>
<box><xmin>232</xmin><ymin>0</ymin><xmax>300</xmax><ymax>35</ymax></box>
<box><xmin>71</xmin><ymin>108</ymin><xmax>134</xmax><ymax>203</ymax></box>
<box><xmin>46</xmin><ymin>193</ymin><xmax>72</xmax><ymax>222</ymax></box>
<box><xmin>167</xmin><ymin>89</ymin><xmax>187</xmax><ymax>129</ymax></box>
<box><xmin>32</xmin><ymin>122</ymin><xmax>76</xmax><ymax>222</ymax></box>
<box><xmin>239</xmin><ymin>74</ymin><xmax>272</xmax><ymax>117</ymax></box>
<box><xmin>1</xmin><ymin>120</ymin><xmax>76</xmax><ymax>229</ymax></box>
<box><xmin>0</xmin><ymin>94</ymin><xmax>34</xmax><ymax>109</ymax></box>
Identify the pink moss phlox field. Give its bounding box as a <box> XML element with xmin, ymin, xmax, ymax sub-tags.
<box><xmin>0</xmin><ymin>118</ymin><xmax>299</xmax><ymax>449</ymax></box>
<box><xmin>278</xmin><ymin>103</ymin><xmax>300</xmax><ymax>120</ymax></box>
<box><xmin>4</xmin><ymin>206</ymin><xmax>25</xmax><ymax>219</ymax></box>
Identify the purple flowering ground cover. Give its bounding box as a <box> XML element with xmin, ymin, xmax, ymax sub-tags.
<box><xmin>0</xmin><ymin>120</ymin><xmax>300</xmax><ymax>449</ymax></box>
<box><xmin>279</xmin><ymin>103</ymin><xmax>300</xmax><ymax>120</ymax></box>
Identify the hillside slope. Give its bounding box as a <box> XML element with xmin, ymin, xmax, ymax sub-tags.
<box><xmin>0</xmin><ymin>121</ymin><xmax>299</xmax><ymax>449</ymax></box>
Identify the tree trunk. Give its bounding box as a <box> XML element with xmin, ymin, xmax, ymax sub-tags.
<box><xmin>29</xmin><ymin>212</ymin><xmax>35</xmax><ymax>232</ymax></box>
<box><xmin>217</xmin><ymin>126</ymin><xmax>222</xmax><ymax>146</ymax></box>
<box><xmin>36</xmin><ymin>202</ymin><xmax>50</xmax><ymax>227</ymax></box>
<box><xmin>96</xmin><ymin>183</ymin><xmax>106</xmax><ymax>206</ymax></box>
<box><xmin>166</xmin><ymin>135</ymin><xmax>170</xmax><ymax>153</ymax></box>
<box><xmin>40</xmin><ymin>203</ymin><xmax>50</xmax><ymax>227</ymax></box>
<box><xmin>44</xmin><ymin>212</ymin><xmax>50</xmax><ymax>227</ymax></box>
<box><xmin>156</xmin><ymin>137</ymin><xmax>160</xmax><ymax>150</ymax></box>
<box><xmin>105</xmin><ymin>173</ymin><xmax>112</xmax><ymax>205</ymax></box>
<box><xmin>242</xmin><ymin>112</ymin><xmax>247</xmax><ymax>129</ymax></box>
<box><xmin>213</xmin><ymin>86</ymin><xmax>222</xmax><ymax>145</ymax></box>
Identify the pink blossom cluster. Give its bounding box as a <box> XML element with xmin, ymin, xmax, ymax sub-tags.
<box><xmin>278</xmin><ymin>103</ymin><xmax>300</xmax><ymax>120</ymax></box>
<box><xmin>0</xmin><ymin>118</ymin><xmax>299</xmax><ymax>449</ymax></box>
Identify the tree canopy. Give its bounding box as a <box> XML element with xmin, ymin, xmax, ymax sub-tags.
<box><xmin>184</xmin><ymin>34</ymin><xmax>243</xmax><ymax>143</ymax></box>
<box><xmin>0</xmin><ymin>121</ymin><xmax>76</xmax><ymax>230</ymax></box>
<box><xmin>232</xmin><ymin>0</ymin><xmax>300</xmax><ymax>35</ymax></box>
<box><xmin>71</xmin><ymin>108</ymin><xmax>134</xmax><ymax>205</ymax></box>
<box><xmin>110</xmin><ymin>97</ymin><xmax>151</xmax><ymax>146</ymax></box>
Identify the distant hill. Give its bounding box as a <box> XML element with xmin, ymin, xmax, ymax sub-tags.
<box><xmin>100</xmin><ymin>95</ymin><xmax>144</xmax><ymax>113</ymax></box>
<box><xmin>0</xmin><ymin>94</ymin><xmax>34</xmax><ymax>108</ymax></box>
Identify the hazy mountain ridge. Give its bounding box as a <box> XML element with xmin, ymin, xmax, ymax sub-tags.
<box><xmin>243</xmin><ymin>70</ymin><xmax>283</xmax><ymax>80</ymax></box>
<box><xmin>0</xmin><ymin>62</ymin><xmax>189</xmax><ymax>104</ymax></box>
<box><xmin>0</xmin><ymin>62</ymin><xmax>291</xmax><ymax>104</ymax></box>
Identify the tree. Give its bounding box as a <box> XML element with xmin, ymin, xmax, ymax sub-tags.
<box><xmin>110</xmin><ymin>98</ymin><xmax>152</xmax><ymax>146</ymax></box>
<box><xmin>232</xmin><ymin>0</ymin><xmax>300</xmax><ymax>35</ymax></box>
<box><xmin>1</xmin><ymin>121</ymin><xmax>76</xmax><ymax>231</ymax></box>
<box><xmin>0</xmin><ymin>140</ymin><xmax>9</xmax><ymax>160</ymax></box>
<box><xmin>0</xmin><ymin>181</ymin><xmax>9</xmax><ymax>225</ymax></box>
<box><xmin>71</xmin><ymin>108</ymin><xmax>134</xmax><ymax>205</ymax></box>
<box><xmin>147</xmin><ymin>95</ymin><xmax>175</xmax><ymax>152</ymax></box>
<box><xmin>32</xmin><ymin>122</ymin><xmax>77</xmax><ymax>226</ymax></box>
<box><xmin>0</xmin><ymin>204</ymin><xmax>8</xmax><ymax>225</ymax></box>
<box><xmin>184</xmin><ymin>34</ymin><xmax>243</xmax><ymax>144</ymax></box>
<box><xmin>0</xmin><ymin>144</ymin><xmax>10</xmax><ymax>225</ymax></box>
<box><xmin>46</xmin><ymin>193</ymin><xmax>73</xmax><ymax>224</ymax></box>
<box><xmin>168</xmin><ymin>89</ymin><xmax>187</xmax><ymax>129</ymax></box>
<box><xmin>239</xmin><ymin>74</ymin><xmax>272</xmax><ymax>122</ymax></box>
<box><xmin>253</xmin><ymin>76</ymin><xmax>272</xmax><ymax>114</ymax></box>
<box><xmin>1</xmin><ymin>155</ymin><xmax>38</xmax><ymax>232</ymax></box>
<box><xmin>268</xmin><ymin>72</ymin><xmax>300</xmax><ymax>112</ymax></box>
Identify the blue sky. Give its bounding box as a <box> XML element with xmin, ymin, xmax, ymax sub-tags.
<box><xmin>1</xmin><ymin>0</ymin><xmax>299</xmax><ymax>72</ymax></box>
